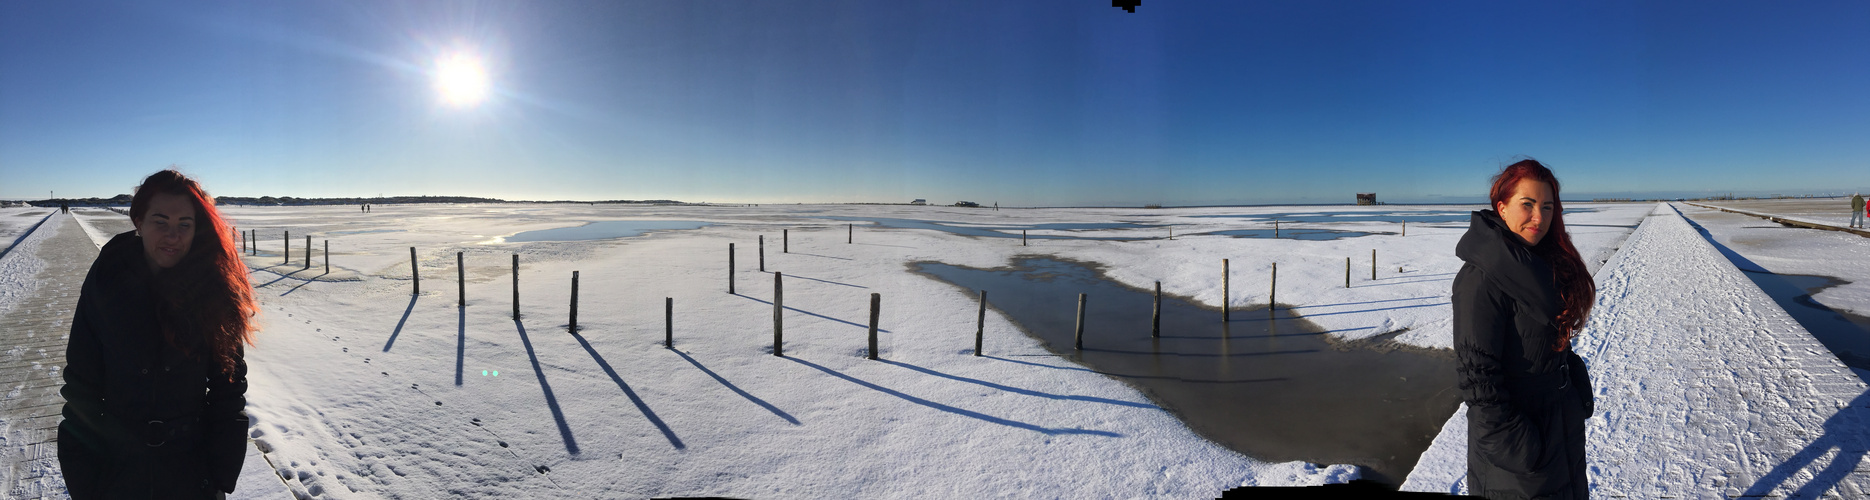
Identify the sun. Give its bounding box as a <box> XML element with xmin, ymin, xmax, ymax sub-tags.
<box><xmin>434</xmin><ymin>53</ymin><xmax>490</xmax><ymax>107</ymax></box>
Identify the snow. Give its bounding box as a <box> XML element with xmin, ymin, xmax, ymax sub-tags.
<box><xmin>1401</xmin><ymin>203</ymin><xmax>1870</xmax><ymax>497</ymax></box>
<box><xmin>1677</xmin><ymin>202</ymin><xmax>1870</xmax><ymax>319</ymax></box>
<box><xmin>0</xmin><ymin>208</ymin><xmax>53</xmax><ymax>320</ymax></box>
<box><xmin>13</xmin><ymin>201</ymin><xmax>1657</xmax><ymax>497</ymax></box>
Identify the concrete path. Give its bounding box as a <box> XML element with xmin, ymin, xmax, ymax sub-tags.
<box><xmin>0</xmin><ymin>211</ymin><xmax>292</xmax><ymax>498</ymax></box>
<box><xmin>1403</xmin><ymin>203</ymin><xmax>1870</xmax><ymax>497</ymax></box>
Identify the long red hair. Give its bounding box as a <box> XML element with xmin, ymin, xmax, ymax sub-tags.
<box><xmin>130</xmin><ymin>169</ymin><xmax>258</xmax><ymax>377</ymax></box>
<box><xmin>1488</xmin><ymin>159</ymin><xmax>1594</xmax><ymax>351</ymax></box>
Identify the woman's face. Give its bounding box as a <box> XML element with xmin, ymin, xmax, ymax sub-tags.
<box><xmin>1495</xmin><ymin>178</ymin><xmax>1554</xmax><ymax>246</ymax></box>
<box><xmin>137</xmin><ymin>192</ymin><xmax>197</xmax><ymax>271</ymax></box>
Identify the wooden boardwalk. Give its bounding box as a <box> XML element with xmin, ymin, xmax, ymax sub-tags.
<box><xmin>0</xmin><ymin>210</ymin><xmax>92</xmax><ymax>497</ymax></box>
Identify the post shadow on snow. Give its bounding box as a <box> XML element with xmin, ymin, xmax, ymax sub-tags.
<box><xmin>670</xmin><ymin>349</ymin><xmax>800</xmax><ymax>425</ymax></box>
<box><xmin>782</xmin><ymin>356</ymin><xmax>1122</xmax><ymax>437</ymax></box>
<box><xmin>876</xmin><ymin>359</ymin><xmax>1159</xmax><ymax>409</ymax></box>
<box><xmin>732</xmin><ymin>294</ymin><xmax>891</xmax><ymax>332</ymax></box>
<box><xmin>383</xmin><ymin>295</ymin><xmax>417</xmax><ymax>352</ymax></box>
<box><xmin>569</xmin><ymin>332</ymin><xmax>685</xmax><ymax>449</ymax></box>
<box><xmin>455</xmin><ymin>307</ymin><xmax>465</xmax><ymax>386</ymax></box>
<box><xmin>514</xmin><ymin>319</ymin><xmax>581</xmax><ymax>455</ymax></box>
<box><xmin>979</xmin><ymin>355</ymin><xmax>1291</xmax><ymax>384</ymax></box>
<box><xmin>785</xmin><ymin>251</ymin><xmax>853</xmax><ymax>261</ymax></box>
<box><xmin>1681</xmin><ymin>214</ymin><xmax>1870</xmax><ymax>384</ymax></box>
<box><xmin>279</xmin><ymin>270</ymin><xmax>330</xmax><ymax>296</ymax></box>
<box><xmin>762</xmin><ymin>271</ymin><xmax>865</xmax><ymax>288</ymax></box>
<box><xmin>1741</xmin><ymin>389</ymin><xmax>1870</xmax><ymax>498</ymax></box>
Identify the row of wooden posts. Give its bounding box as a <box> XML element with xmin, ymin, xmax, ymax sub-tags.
<box><xmin>235</xmin><ymin>228</ymin><xmax>329</xmax><ymax>275</ymax></box>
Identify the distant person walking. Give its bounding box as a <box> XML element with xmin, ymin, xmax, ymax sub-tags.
<box><xmin>1851</xmin><ymin>193</ymin><xmax>1864</xmax><ymax>228</ymax></box>
<box><xmin>1453</xmin><ymin>159</ymin><xmax>1596</xmax><ymax>499</ymax></box>
<box><xmin>59</xmin><ymin>169</ymin><xmax>259</xmax><ymax>498</ymax></box>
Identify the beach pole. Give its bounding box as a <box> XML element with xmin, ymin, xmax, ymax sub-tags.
<box><xmin>774</xmin><ymin>272</ymin><xmax>784</xmax><ymax>357</ymax></box>
<box><xmin>1153</xmin><ymin>281</ymin><xmax>1161</xmax><ymax>337</ymax></box>
<box><xmin>1022</xmin><ymin>230</ymin><xmax>1027</xmax><ymax>246</ymax></box>
<box><xmin>759</xmin><ymin>235</ymin><xmax>766</xmax><ymax>272</ymax></box>
<box><xmin>323</xmin><ymin>240</ymin><xmax>329</xmax><ymax>274</ymax></box>
<box><xmin>1274</xmin><ymin>220</ymin><xmax>1279</xmax><ymax>238</ymax></box>
<box><xmin>284</xmin><ymin>231</ymin><xmax>290</xmax><ymax>264</ymax></box>
<box><xmin>867</xmin><ymin>293</ymin><xmax>880</xmax><ymax>360</ymax></box>
<box><xmin>1074</xmin><ymin>293</ymin><xmax>1087</xmax><ymax>350</ymax></box>
<box><xmin>1402</xmin><ymin>220</ymin><xmax>1406</xmax><ymax>237</ymax></box>
<box><xmin>569</xmin><ymin>271</ymin><xmax>578</xmax><ymax>333</ymax></box>
<box><xmin>665</xmin><ymin>297</ymin><xmax>673</xmax><ymax>348</ymax></box>
<box><xmin>1222</xmin><ymin>259</ymin><xmax>1230</xmax><ymax>322</ymax></box>
<box><xmin>512</xmin><ymin>254</ymin><xmax>520</xmax><ymax>320</ymax></box>
<box><xmin>849</xmin><ymin>223</ymin><xmax>853</xmax><ymax>244</ymax></box>
<box><xmin>1345</xmin><ymin>257</ymin><xmax>1351</xmax><ymax>288</ymax></box>
<box><xmin>1169</xmin><ymin>227</ymin><xmax>1173</xmax><ymax>240</ymax></box>
<box><xmin>1372</xmin><ymin>249</ymin><xmax>1377</xmax><ymax>281</ymax></box>
<box><xmin>1270</xmin><ymin>262</ymin><xmax>1277</xmax><ymax>314</ymax></box>
<box><xmin>975</xmin><ymin>290</ymin><xmax>987</xmax><ymax>357</ymax></box>
<box><xmin>305</xmin><ymin>235</ymin><xmax>311</xmax><ymax>269</ymax></box>
<box><xmin>458</xmin><ymin>252</ymin><xmax>465</xmax><ymax>307</ymax></box>
<box><xmin>784</xmin><ymin>229</ymin><xmax>788</xmax><ymax>253</ymax></box>
<box><xmin>410</xmin><ymin>247</ymin><xmax>419</xmax><ymax>295</ymax></box>
<box><xmin>729</xmin><ymin>243</ymin><xmax>736</xmax><ymax>294</ymax></box>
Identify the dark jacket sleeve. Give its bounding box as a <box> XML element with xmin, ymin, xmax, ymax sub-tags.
<box><xmin>1454</xmin><ymin>271</ymin><xmax>1547</xmax><ymax>475</ymax></box>
<box><xmin>58</xmin><ymin>292</ymin><xmax>132</xmax><ymax>499</ymax></box>
<box><xmin>202</xmin><ymin>344</ymin><xmax>249</xmax><ymax>493</ymax></box>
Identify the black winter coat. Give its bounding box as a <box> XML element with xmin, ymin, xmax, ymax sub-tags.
<box><xmin>1453</xmin><ymin>210</ymin><xmax>1595</xmax><ymax>500</ymax></box>
<box><xmin>59</xmin><ymin>231</ymin><xmax>249</xmax><ymax>499</ymax></box>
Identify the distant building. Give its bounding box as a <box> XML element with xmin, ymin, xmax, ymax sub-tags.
<box><xmin>1356</xmin><ymin>193</ymin><xmax>1377</xmax><ymax>205</ymax></box>
<box><xmin>954</xmin><ymin>201</ymin><xmax>980</xmax><ymax>208</ymax></box>
<box><xmin>910</xmin><ymin>199</ymin><xmax>927</xmax><ymax>205</ymax></box>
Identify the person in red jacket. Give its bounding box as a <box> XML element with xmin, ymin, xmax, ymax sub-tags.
<box><xmin>59</xmin><ymin>169</ymin><xmax>259</xmax><ymax>498</ymax></box>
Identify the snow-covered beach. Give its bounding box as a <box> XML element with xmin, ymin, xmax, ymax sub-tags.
<box><xmin>23</xmin><ymin>200</ymin><xmax>1870</xmax><ymax>498</ymax></box>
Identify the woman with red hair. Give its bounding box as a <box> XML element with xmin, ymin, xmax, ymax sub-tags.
<box><xmin>59</xmin><ymin>169</ymin><xmax>258</xmax><ymax>498</ymax></box>
<box><xmin>1453</xmin><ymin>159</ymin><xmax>1597</xmax><ymax>498</ymax></box>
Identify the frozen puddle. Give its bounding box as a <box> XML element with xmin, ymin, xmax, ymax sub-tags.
<box><xmin>503</xmin><ymin>220</ymin><xmax>712</xmax><ymax>242</ymax></box>
<box><xmin>912</xmin><ymin>257</ymin><xmax>1460</xmax><ymax>486</ymax></box>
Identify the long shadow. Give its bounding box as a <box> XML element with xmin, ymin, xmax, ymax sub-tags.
<box><xmin>733</xmin><ymin>294</ymin><xmax>891</xmax><ymax>332</ymax></box>
<box><xmin>383</xmin><ymin>295</ymin><xmax>417</xmax><ymax>352</ymax></box>
<box><xmin>1683</xmin><ymin>213</ymin><xmax>1870</xmax><ymax>382</ymax></box>
<box><xmin>0</xmin><ymin>211</ymin><xmax>53</xmax><ymax>262</ymax></box>
<box><xmin>1742</xmin><ymin>389</ymin><xmax>1870</xmax><ymax>497</ymax></box>
<box><xmin>671</xmin><ymin>349</ymin><xmax>800</xmax><ymax>425</ymax></box>
<box><xmin>279</xmin><ymin>271</ymin><xmax>329</xmax><ymax>296</ymax></box>
<box><xmin>877</xmin><ymin>359</ymin><xmax>1158</xmax><ymax>409</ymax></box>
<box><xmin>254</xmin><ymin>267</ymin><xmax>310</xmax><ymax>289</ymax></box>
<box><xmin>1257</xmin><ymin>302</ymin><xmax>1448</xmax><ymax>319</ymax></box>
<box><xmin>977</xmin><ymin>355</ymin><xmax>1289</xmax><ymax>383</ymax></box>
<box><xmin>765</xmin><ymin>271</ymin><xmax>865</xmax><ymax>289</ymax></box>
<box><xmin>1353</xmin><ymin>277</ymin><xmax>1456</xmax><ymax>288</ymax></box>
<box><xmin>1078</xmin><ymin>347</ymin><xmax>1321</xmax><ymax>358</ymax></box>
<box><xmin>454</xmin><ymin>307</ymin><xmax>465</xmax><ymax>386</ymax></box>
<box><xmin>1296</xmin><ymin>296</ymin><xmax>1440</xmax><ymax>310</ymax></box>
<box><xmin>788</xmin><ymin>252</ymin><xmax>853</xmax><ymax>261</ymax></box>
<box><xmin>570</xmin><ymin>332</ymin><xmax>685</xmax><ymax>449</ymax></box>
<box><xmin>783</xmin><ymin>356</ymin><xmax>1123</xmax><ymax>437</ymax></box>
<box><xmin>515</xmin><ymin>319</ymin><xmax>581</xmax><ymax>455</ymax></box>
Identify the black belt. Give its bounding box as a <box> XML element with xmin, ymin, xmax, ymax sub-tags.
<box><xmin>142</xmin><ymin>416</ymin><xmax>200</xmax><ymax>448</ymax></box>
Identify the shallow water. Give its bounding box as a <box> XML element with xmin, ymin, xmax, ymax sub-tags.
<box><xmin>505</xmin><ymin>220</ymin><xmax>712</xmax><ymax>242</ymax></box>
<box><xmin>912</xmin><ymin>257</ymin><xmax>1460</xmax><ymax>486</ymax></box>
<box><xmin>1189</xmin><ymin>207</ymin><xmax>1598</xmax><ymax>225</ymax></box>
<box><xmin>1738</xmin><ymin>270</ymin><xmax>1870</xmax><ymax>377</ymax></box>
<box><xmin>816</xmin><ymin>216</ymin><xmax>1161</xmax><ymax>240</ymax></box>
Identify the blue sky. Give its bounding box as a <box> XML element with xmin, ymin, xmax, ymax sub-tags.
<box><xmin>3</xmin><ymin>1</ymin><xmax>1868</xmax><ymax>206</ymax></box>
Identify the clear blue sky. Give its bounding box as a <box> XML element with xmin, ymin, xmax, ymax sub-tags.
<box><xmin>4</xmin><ymin>1</ymin><xmax>1868</xmax><ymax>206</ymax></box>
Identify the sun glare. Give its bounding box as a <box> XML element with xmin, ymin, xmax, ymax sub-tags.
<box><xmin>435</xmin><ymin>53</ymin><xmax>490</xmax><ymax>107</ymax></box>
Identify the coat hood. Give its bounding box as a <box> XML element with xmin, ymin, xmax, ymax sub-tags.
<box><xmin>1457</xmin><ymin>210</ymin><xmax>1563</xmax><ymax>324</ymax></box>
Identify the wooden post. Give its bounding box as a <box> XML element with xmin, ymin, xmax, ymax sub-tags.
<box><xmin>867</xmin><ymin>293</ymin><xmax>880</xmax><ymax>360</ymax></box>
<box><xmin>1270</xmin><ymin>262</ymin><xmax>1277</xmax><ymax>314</ymax></box>
<box><xmin>1402</xmin><ymin>220</ymin><xmax>1406</xmax><ymax>237</ymax></box>
<box><xmin>305</xmin><ymin>235</ymin><xmax>311</xmax><ymax>269</ymax></box>
<box><xmin>410</xmin><ymin>247</ymin><xmax>419</xmax><ymax>295</ymax></box>
<box><xmin>729</xmin><ymin>243</ymin><xmax>736</xmax><ymax>294</ymax></box>
<box><xmin>1372</xmin><ymin>249</ymin><xmax>1377</xmax><ymax>281</ymax></box>
<box><xmin>665</xmin><ymin>297</ymin><xmax>673</xmax><ymax>348</ymax></box>
<box><xmin>1074</xmin><ymin>293</ymin><xmax>1087</xmax><ymax>350</ymax></box>
<box><xmin>1152</xmin><ymin>281</ymin><xmax>1161</xmax><ymax>337</ymax></box>
<box><xmin>783</xmin><ymin>229</ymin><xmax>788</xmax><ymax>253</ymax></box>
<box><xmin>1345</xmin><ymin>257</ymin><xmax>1351</xmax><ymax>288</ymax></box>
<box><xmin>1022</xmin><ymin>230</ymin><xmax>1027</xmax><ymax>246</ymax></box>
<box><xmin>512</xmin><ymin>254</ymin><xmax>520</xmax><ymax>320</ymax></box>
<box><xmin>458</xmin><ymin>252</ymin><xmax>465</xmax><ymax>307</ymax></box>
<box><xmin>284</xmin><ymin>230</ymin><xmax>290</xmax><ymax>264</ymax></box>
<box><xmin>1274</xmin><ymin>220</ymin><xmax>1279</xmax><ymax>238</ymax></box>
<box><xmin>1222</xmin><ymin>259</ymin><xmax>1230</xmax><ymax>322</ymax></box>
<box><xmin>848</xmin><ymin>223</ymin><xmax>853</xmax><ymax>244</ymax></box>
<box><xmin>759</xmin><ymin>235</ymin><xmax>765</xmax><ymax>272</ymax></box>
<box><xmin>975</xmin><ymin>290</ymin><xmax>987</xmax><ymax>357</ymax></box>
<box><xmin>569</xmin><ymin>271</ymin><xmax>579</xmax><ymax>333</ymax></box>
<box><xmin>324</xmin><ymin>240</ymin><xmax>329</xmax><ymax>274</ymax></box>
<box><xmin>1169</xmin><ymin>227</ymin><xmax>1173</xmax><ymax>240</ymax></box>
<box><xmin>773</xmin><ymin>272</ymin><xmax>784</xmax><ymax>357</ymax></box>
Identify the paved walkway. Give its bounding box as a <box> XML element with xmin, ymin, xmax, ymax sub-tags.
<box><xmin>0</xmin><ymin>211</ymin><xmax>92</xmax><ymax>497</ymax></box>
<box><xmin>1403</xmin><ymin>203</ymin><xmax>1870</xmax><ymax>497</ymax></box>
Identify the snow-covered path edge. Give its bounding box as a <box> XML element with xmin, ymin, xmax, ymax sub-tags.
<box><xmin>1403</xmin><ymin>203</ymin><xmax>1870</xmax><ymax>496</ymax></box>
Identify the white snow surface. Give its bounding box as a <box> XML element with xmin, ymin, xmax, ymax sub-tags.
<box><xmin>1677</xmin><ymin>203</ymin><xmax>1870</xmax><ymax>318</ymax></box>
<box><xmin>22</xmin><ymin>202</ymin><xmax>1654</xmax><ymax>497</ymax></box>
<box><xmin>0</xmin><ymin>209</ymin><xmax>54</xmax><ymax>320</ymax></box>
<box><xmin>1401</xmin><ymin>203</ymin><xmax>1870</xmax><ymax>497</ymax></box>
